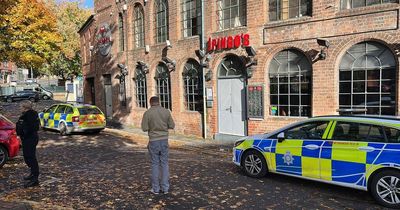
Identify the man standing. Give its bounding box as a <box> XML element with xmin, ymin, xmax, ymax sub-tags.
<box><xmin>141</xmin><ymin>96</ymin><xmax>175</xmax><ymax>195</ymax></box>
<box><xmin>16</xmin><ymin>100</ymin><xmax>40</xmax><ymax>188</ymax></box>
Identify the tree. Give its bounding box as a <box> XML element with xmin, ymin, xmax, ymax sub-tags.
<box><xmin>44</xmin><ymin>0</ymin><xmax>91</xmax><ymax>80</ymax></box>
<box><xmin>0</xmin><ymin>0</ymin><xmax>61</xmax><ymax>70</ymax></box>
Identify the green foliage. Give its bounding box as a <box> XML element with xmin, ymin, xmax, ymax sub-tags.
<box><xmin>0</xmin><ymin>0</ymin><xmax>61</xmax><ymax>69</ymax></box>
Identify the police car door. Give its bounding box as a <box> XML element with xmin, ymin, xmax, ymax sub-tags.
<box><xmin>323</xmin><ymin>121</ymin><xmax>380</xmax><ymax>187</ymax></box>
<box><xmin>274</xmin><ymin>120</ymin><xmax>330</xmax><ymax>179</ymax></box>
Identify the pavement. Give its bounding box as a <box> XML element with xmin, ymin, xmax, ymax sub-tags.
<box><xmin>105</xmin><ymin>120</ymin><xmax>235</xmax><ymax>157</ymax></box>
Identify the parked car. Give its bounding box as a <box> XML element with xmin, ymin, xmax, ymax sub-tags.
<box><xmin>24</xmin><ymin>87</ymin><xmax>53</xmax><ymax>100</ymax></box>
<box><xmin>24</xmin><ymin>86</ymin><xmax>53</xmax><ymax>100</ymax></box>
<box><xmin>0</xmin><ymin>114</ymin><xmax>20</xmax><ymax>168</ymax></box>
<box><xmin>38</xmin><ymin>103</ymin><xmax>106</xmax><ymax>135</ymax></box>
<box><xmin>1</xmin><ymin>91</ymin><xmax>40</xmax><ymax>102</ymax></box>
<box><xmin>233</xmin><ymin>115</ymin><xmax>400</xmax><ymax>208</ymax></box>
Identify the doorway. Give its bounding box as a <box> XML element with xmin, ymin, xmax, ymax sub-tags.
<box><xmin>217</xmin><ymin>55</ymin><xmax>247</xmax><ymax>137</ymax></box>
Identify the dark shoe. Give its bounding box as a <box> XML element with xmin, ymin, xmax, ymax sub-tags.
<box><xmin>24</xmin><ymin>180</ymin><xmax>39</xmax><ymax>188</ymax></box>
<box><xmin>23</xmin><ymin>174</ymin><xmax>34</xmax><ymax>180</ymax></box>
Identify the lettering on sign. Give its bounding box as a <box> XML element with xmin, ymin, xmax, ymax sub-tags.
<box><xmin>207</xmin><ymin>34</ymin><xmax>250</xmax><ymax>52</ymax></box>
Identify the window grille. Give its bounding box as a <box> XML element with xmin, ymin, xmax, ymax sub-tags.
<box><xmin>183</xmin><ymin>60</ymin><xmax>203</xmax><ymax>112</ymax></box>
<box><xmin>339</xmin><ymin>42</ymin><xmax>396</xmax><ymax>115</ymax></box>
<box><xmin>135</xmin><ymin>67</ymin><xmax>148</xmax><ymax>108</ymax></box>
<box><xmin>118</xmin><ymin>13</ymin><xmax>125</xmax><ymax>51</ymax></box>
<box><xmin>155</xmin><ymin>64</ymin><xmax>172</xmax><ymax>110</ymax></box>
<box><xmin>181</xmin><ymin>0</ymin><xmax>201</xmax><ymax>37</ymax></box>
<box><xmin>154</xmin><ymin>0</ymin><xmax>169</xmax><ymax>43</ymax></box>
<box><xmin>134</xmin><ymin>5</ymin><xmax>145</xmax><ymax>48</ymax></box>
<box><xmin>340</xmin><ymin>0</ymin><xmax>397</xmax><ymax>10</ymax></box>
<box><xmin>269</xmin><ymin>50</ymin><xmax>312</xmax><ymax>117</ymax></box>
<box><xmin>216</xmin><ymin>0</ymin><xmax>247</xmax><ymax>30</ymax></box>
<box><xmin>269</xmin><ymin>0</ymin><xmax>312</xmax><ymax>21</ymax></box>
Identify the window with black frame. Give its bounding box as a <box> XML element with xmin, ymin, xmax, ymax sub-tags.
<box><xmin>269</xmin><ymin>0</ymin><xmax>312</xmax><ymax>21</ymax></box>
<box><xmin>216</xmin><ymin>0</ymin><xmax>246</xmax><ymax>30</ymax></box>
<box><xmin>340</xmin><ymin>0</ymin><xmax>397</xmax><ymax>10</ymax></box>
<box><xmin>118</xmin><ymin>13</ymin><xmax>125</xmax><ymax>52</ymax></box>
<box><xmin>119</xmin><ymin>77</ymin><xmax>126</xmax><ymax>107</ymax></box>
<box><xmin>339</xmin><ymin>41</ymin><xmax>396</xmax><ymax>115</ymax></box>
<box><xmin>134</xmin><ymin>4</ymin><xmax>145</xmax><ymax>48</ymax></box>
<box><xmin>269</xmin><ymin>49</ymin><xmax>312</xmax><ymax>117</ymax></box>
<box><xmin>155</xmin><ymin>64</ymin><xmax>172</xmax><ymax>110</ymax></box>
<box><xmin>154</xmin><ymin>0</ymin><xmax>169</xmax><ymax>43</ymax></box>
<box><xmin>183</xmin><ymin>60</ymin><xmax>203</xmax><ymax>112</ymax></box>
<box><xmin>181</xmin><ymin>0</ymin><xmax>201</xmax><ymax>37</ymax></box>
<box><xmin>135</xmin><ymin>67</ymin><xmax>148</xmax><ymax>108</ymax></box>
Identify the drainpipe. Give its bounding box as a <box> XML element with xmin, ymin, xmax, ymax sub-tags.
<box><xmin>201</xmin><ymin>0</ymin><xmax>207</xmax><ymax>139</ymax></box>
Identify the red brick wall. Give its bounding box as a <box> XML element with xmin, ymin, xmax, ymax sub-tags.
<box><xmin>81</xmin><ymin>0</ymin><xmax>400</xmax><ymax>139</ymax></box>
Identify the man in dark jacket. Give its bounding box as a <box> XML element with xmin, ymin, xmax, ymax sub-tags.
<box><xmin>17</xmin><ymin>100</ymin><xmax>40</xmax><ymax>188</ymax></box>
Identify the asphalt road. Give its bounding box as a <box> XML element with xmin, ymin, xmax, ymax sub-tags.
<box><xmin>0</xmin><ymin>100</ymin><xmax>389</xmax><ymax>209</ymax></box>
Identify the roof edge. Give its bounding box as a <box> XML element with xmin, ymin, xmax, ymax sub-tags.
<box><xmin>78</xmin><ymin>14</ymin><xmax>94</xmax><ymax>34</ymax></box>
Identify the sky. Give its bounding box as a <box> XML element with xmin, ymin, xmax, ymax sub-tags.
<box><xmin>82</xmin><ymin>0</ymin><xmax>93</xmax><ymax>9</ymax></box>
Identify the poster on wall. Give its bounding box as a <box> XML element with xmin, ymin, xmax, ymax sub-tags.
<box><xmin>247</xmin><ymin>85</ymin><xmax>264</xmax><ymax>119</ymax></box>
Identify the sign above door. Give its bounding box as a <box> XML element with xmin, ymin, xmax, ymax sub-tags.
<box><xmin>207</xmin><ymin>33</ymin><xmax>250</xmax><ymax>52</ymax></box>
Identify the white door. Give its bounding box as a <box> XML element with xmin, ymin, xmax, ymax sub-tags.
<box><xmin>104</xmin><ymin>84</ymin><xmax>113</xmax><ymax>119</ymax></box>
<box><xmin>218</xmin><ymin>78</ymin><xmax>245</xmax><ymax>136</ymax></box>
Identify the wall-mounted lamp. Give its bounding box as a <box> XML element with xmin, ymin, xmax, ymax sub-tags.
<box><xmin>89</xmin><ymin>45</ymin><xmax>94</xmax><ymax>51</ymax></box>
<box><xmin>122</xmin><ymin>4</ymin><xmax>127</xmax><ymax>11</ymax></box>
<box><xmin>162</xmin><ymin>56</ymin><xmax>176</xmax><ymax>71</ymax></box>
<box><xmin>244</xmin><ymin>46</ymin><xmax>257</xmax><ymax>78</ymax></box>
<box><xmin>117</xmin><ymin>63</ymin><xmax>128</xmax><ymax>76</ymax></box>
<box><xmin>166</xmin><ymin>40</ymin><xmax>172</xmax><ymax>49</ymax></box>
<box><xmin>317</xmin><ymin>38</ymin><xmax>330</xmax><ymax>60</ymax></box>
<box><xmin>204</xmin><ymin>69</ymin><xmax>212</xmax><ymax>81</ymax></box>
<box><xmin>145</xmin><ymin>45</ymin><xmax>150</xmax><ymax>53</ymax></box>
<box><xmin>196</xmin><ymin>49</ymin><xmax>213</xmax><ymax>81</ymax></box>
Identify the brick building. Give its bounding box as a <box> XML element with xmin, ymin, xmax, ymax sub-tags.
<box><xmin>0</xmin><ymin>61</ymin><xmax>18</xmax><ymax>84</ymax></box>
<box><xmin>79</xmin><ymin>0</ymin><xmax>400</xmax><ymax>140</ymax></box>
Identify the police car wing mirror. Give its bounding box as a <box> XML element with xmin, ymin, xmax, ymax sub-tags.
<box><xmin>277</xmin><ymin>132</ymin><xmax>285</xmax><ymax>142</ymax></box>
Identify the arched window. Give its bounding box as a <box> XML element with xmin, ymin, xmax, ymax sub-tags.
<box><xmin>183</xmin><ymin>60</ymin><xmax>203</xmax><ymax>111</ymax></box>
<box><xmin>118</xmin><ymin>13</ymin><xmax>125</xmax><ymax>52</ymax></box>
<box><xmin>135</xmin><ymin>67</ymin><xmax>147</xmax><ymax>108</ymax></box>
<box><xmin>133</xmin><ymin>5</ymin><xmax>145</xmax><ymax>48</ymax></box>
<box><xmin>269</xmin><ymin>50</ymin><xmax>312</xmax><ymax>117</ymax></box>
<box><xmin>218</xmin><ymin>55</ymin><xmax>245</xmax><ymax>78</ymax></box>
<box><xmin>154</xmin><ymin>0</ymin><xmax>169</xmax><ymax>43</ymax></box>
<box><xmin>181</xmin><ymin>0</ymin><xmax>201</xmax><ymax>37</ymax></box>
<box><xmin>339</xmin><ymin>41</ymin><xmax>396</xmax><ymax>115</ymax></box>
<box><xmin>216</xmin><ymin>0</ymin><xmax>246</xmax><ymax>30</ymax></box>
<box><xmin>155</xmin><ymin>63</ymin><xmax>172</xmax><ymax>110</ymax></box>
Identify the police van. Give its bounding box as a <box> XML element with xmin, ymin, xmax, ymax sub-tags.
<box><xmin>233</xmin><ymin>115</ymin><xmax>400</xmax><ymax>208</ymax></box>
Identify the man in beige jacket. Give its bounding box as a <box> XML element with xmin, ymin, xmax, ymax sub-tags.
<box><xmin>141</xmin><ymin>96</ymin><xmax>175</xmax><ymax>195</ymax></box>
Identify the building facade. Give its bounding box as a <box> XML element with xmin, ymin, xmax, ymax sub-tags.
<box><xmin>79</xmin><ymin>0</ymin><xmax>400</xmax><ymax>139</ymax></box>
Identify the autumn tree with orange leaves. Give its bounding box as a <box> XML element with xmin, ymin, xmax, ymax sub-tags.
<box><xmin>0</xmin><ymin>0</ymin><xmax>61</xmax><ymax>72</ymax></box>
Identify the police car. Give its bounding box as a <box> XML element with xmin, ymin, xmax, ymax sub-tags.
<box><xmin>233</xmin><ymin>115</ymin><xmax>400</xmax><ymax>208</ymax></box>
<box><xmin>39</xmin><ymin>103</ymin><xmax>106</xmax><ymax>135</ymax></box>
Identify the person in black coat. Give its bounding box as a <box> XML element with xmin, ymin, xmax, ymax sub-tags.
<box><xmin>16</xmin><ymin>100</ymin><xmax>40</xmax><ymax>188</ymax></box>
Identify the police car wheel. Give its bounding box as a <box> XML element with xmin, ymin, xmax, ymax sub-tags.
<box><xmin>370</xmin><ymin>170</ymin><xmax>400</xmax><ymax>209</ymax></box>
<box><xmin>242</xmin><ymin>150</ymin><xmax>267</xmax><ymax>178</ymax></box>
<box><xmin>43</xmin><ymin>95</ymin><xmax>49</xmax><ymax>100</ymax></box>
<box><xmin>59</xmin><ymin>122</ymin><xmax>68</xmax><ymax>136</ymax></box>
<box><xmin>0</xmin><ymin>145</ymin><xmax>8</xmax><ymax>168</ymax></box>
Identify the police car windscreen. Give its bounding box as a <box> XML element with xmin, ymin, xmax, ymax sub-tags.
<box><xmin>78</xmin><ymin>107</ymin><xmax>101</xmax><ymax>115</ymax></box>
